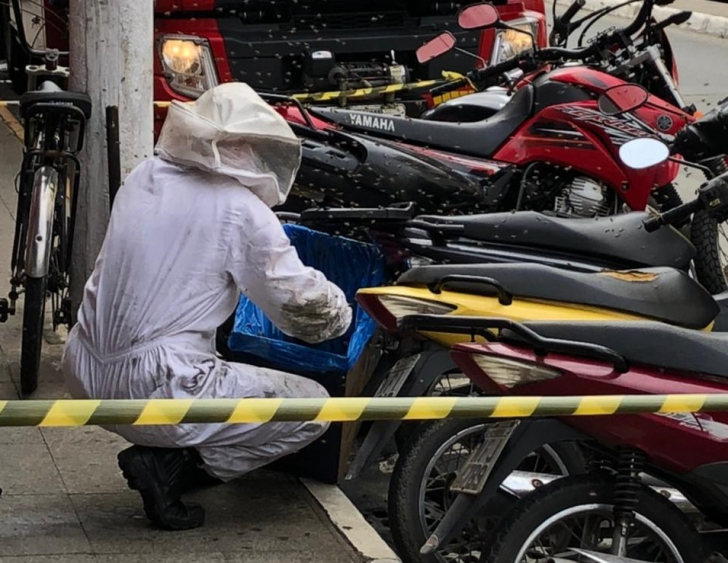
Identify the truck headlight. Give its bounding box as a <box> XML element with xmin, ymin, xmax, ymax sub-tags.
<box><xmin>159</xmin><ymin>35</ymin><xmax>219</xmax><ymax>99</ymax></box>
<box><xmin>491</xmin><ymin>18</ymin><xmax>539</xmax><ymax>65</ymax></box>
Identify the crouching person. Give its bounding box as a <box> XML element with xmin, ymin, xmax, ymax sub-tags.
<box><xmin>61</xmin><ymin>83</ymin><xmax>353</xmax><ymax>531</ymax></box>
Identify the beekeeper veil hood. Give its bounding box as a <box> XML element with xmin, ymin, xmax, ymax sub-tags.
<box><xmin>155</xmin><ymin>82</ymin><xmax>302</xmax><ymax>207</ymax></box>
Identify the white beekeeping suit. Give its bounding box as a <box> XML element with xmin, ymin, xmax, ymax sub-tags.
<box><xmin>62</xmin><ymin>82</ymin><xmax>352</xmax><ymax>531</ymax></box>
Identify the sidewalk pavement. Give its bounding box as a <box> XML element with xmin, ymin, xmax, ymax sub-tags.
<box><xmin>0</xmin><ymin>118</ymin><xmax>401</xmax><ymax>563</ymax></box>
<box><xmin>552</xmin><ymin>0</ymin><xmax>728</xmax><ymax>38</ymax></box>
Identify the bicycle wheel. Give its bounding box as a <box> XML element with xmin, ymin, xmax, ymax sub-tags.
<box><xmin>20</xmin><ymin>276</ymin><xmax>47</xmax><ymax>396</ymax></box>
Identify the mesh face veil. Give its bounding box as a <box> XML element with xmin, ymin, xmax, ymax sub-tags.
<box><xmin>155</xmin><ymin>82</ymin><xmax>302</xmax><ymax>207</ymax></box>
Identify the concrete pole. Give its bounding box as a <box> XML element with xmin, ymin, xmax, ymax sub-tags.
<box><xmin>68</xmin><ymin>0</ymin><xmax>154</xmax><ymax>315</ymax></box>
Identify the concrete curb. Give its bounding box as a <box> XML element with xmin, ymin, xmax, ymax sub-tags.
<box><xmin>552</xmin><ymin>0</ymin><xmax>728</xmax><ymax>38</ymax></box>
<box><xmin>301</xmin><ymin>478</ymin><xmax>402</xmax><ymax>563</ymax></box>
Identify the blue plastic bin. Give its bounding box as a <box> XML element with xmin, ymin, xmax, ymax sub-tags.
<box><xmin>227</xmin><ymin>224</ymin><xmax>388</xmax><ymax>376</ymax></box>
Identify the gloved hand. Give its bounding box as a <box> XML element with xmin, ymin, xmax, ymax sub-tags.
<box><xmin>699</xmin><ymin>171</ymin><xmax>728</xmax><ymax>222</ymax></box>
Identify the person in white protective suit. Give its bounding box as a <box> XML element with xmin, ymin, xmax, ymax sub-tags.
<box><xmin>62</xmin><ymin>82</ymin><xmax>353</xmax><ymax>531</ymax></box>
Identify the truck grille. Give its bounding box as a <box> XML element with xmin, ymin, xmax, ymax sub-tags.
<box><xmin>292</xmin><ymin>11</ymin><xmax>407</xmax><ymax>29</ymax></box>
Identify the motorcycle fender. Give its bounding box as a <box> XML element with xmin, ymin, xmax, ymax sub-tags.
<box><xmin>346</xmin><ymin>345</ymin><xmax>456</xmax><ymax>479</ymax></box>
<box><xmin>421</xmin><ymin>418</ymin><xmax>588</xmax><ymax>555</ymax></box>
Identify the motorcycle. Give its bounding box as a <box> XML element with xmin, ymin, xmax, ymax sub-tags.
<box><xmin>220</xmin><ymin>85</ymin><xmax>728</xmax><ymax>476</ymax></box>
<box><xmin>391</xmin><ymin>148</ymin><xmax>728</xmax><ymax>563</ymax></box>
<box><xmin>413</xmin><ymin>0</ymin><xmax>694</xmax><ymax>124</ymax></box>
<box><xmin>267</xmin><ymin>3</ymin><xmax>728</xmax><ymax>292</ymax></box>
<box><xmin>334</xmin><ymin>132</ymin><xmax>728</xmax><ymax>562</ymax></box>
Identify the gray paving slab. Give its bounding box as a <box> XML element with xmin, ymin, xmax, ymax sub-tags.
<box><xmin>69</xmin><ymin>473</ymin><xmax>353</xmax><ymax>556</ymax></box>
<box><xmin>94</xmin><ymin>555</ymin><xmax>228</xmax><ymax>563</ymax></box>
<box><xmin>0</xmin><ymin>494</ymin><xmax>91</xmax><ymax>556</ymax></box>
<box><xmin>41</xmin><ymin>427</ymin><xmax>131</xmax><ymax>495</ymax></box>
<box><xmin>0</xmin><ymin>557</ymin><xmax>96</xmax><ymax>563</ymax></box>
<box><xmin>0</xmin><ymin>444</ymin><xmax>66</xmax><ymax>496</ymax></box>
<box><xmin>224</xmin><ymin>552</ymin><xmax>360</xmax><ymax>563</ymax></box>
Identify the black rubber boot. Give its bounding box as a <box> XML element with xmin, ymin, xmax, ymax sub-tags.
<box><xmin>117</xmin><ymin>445</ymin><xmax>206</xmax><ymax>531</ymax></box>
<box><xmin>179</xmin><ymin>449</ymin><xmax>223</xmax><ymax>494</ymax></box>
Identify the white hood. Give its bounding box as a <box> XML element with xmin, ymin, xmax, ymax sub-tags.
<box><xmin>155</xmin><ymin>82</ymin><xmax>302</xmax><ymax>207</ymax></box>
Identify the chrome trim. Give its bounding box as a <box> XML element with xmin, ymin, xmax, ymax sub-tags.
<box><xmin>501</xmin><ymin>470</ymin><xmax>698</xmax><ymax>513</ymax></box>
<box><xmin>25</xmin><ymin>166</ymin><xmax>58</xmax><ymax>279</ymax></box>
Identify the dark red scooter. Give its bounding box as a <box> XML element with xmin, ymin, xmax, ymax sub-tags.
<box><xmin>397</xmin><ymin>173</ymin><xmax>728</xmax><ymax>562</ymax></box>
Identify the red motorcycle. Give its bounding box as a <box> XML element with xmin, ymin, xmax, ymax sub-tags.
<box><xmin>393</xmin><ymin>171</ymin><xmax>728</xmax><ymax>563</ymax></box>
<box><xmin>272</xmin><ymin>3</ymin><xmax>728</xmax><ymax>290</ymax></box>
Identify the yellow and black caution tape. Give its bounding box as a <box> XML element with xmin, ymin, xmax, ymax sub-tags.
<box><xmin>152</xmin><ymin>78</ymin><xmax>456</xmax><ymax>107</ymax></box>
<box><xmin>289</xmin><ymin>80</ymin><xmax>441</xmax><ymax>103</ymax></box>
<box><xmin>0</xmin><ymin>394</ymin><xmax>721</xmax><ymax>428</ymax></box>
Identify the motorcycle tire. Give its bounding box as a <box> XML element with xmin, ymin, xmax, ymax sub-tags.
<box><xmin>388</xmin><ymin>418</ymin><xmax>587</xmax><ymax>563</ymax></box>
<box><xmin>393</xmin><ymin>372</ymin><xmax>476</xmax><ymax>452</ymax></box>
<box><xmin>691</xmin><ymin>209</ymin><xmax>728</xmax><ymax>295</ymax></box>
<box><xmin>480</xmin><ymin>473</ymin><xmax>703</xmax><ymax>563</ymax></box>
<box><xmin>20</xmin><ymin>276</ymin><xmax>46</xmax><ymax>396</ymax></box>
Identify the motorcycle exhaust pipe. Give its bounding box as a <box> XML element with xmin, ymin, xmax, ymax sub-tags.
<box><xmin>501</xmin><ymin>471</ymin><xmax>698</xmax><ymax>514</ymax></box>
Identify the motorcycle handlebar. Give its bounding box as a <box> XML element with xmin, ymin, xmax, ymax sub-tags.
<box><xmin>561</xmin><ymin>0</ymin><xmax>587</xmax><ymax>26</ymax></box>
<box><xmin>550</xmin><ymin>0</ymin><xmax>586</xmax><ymax>44</ymax></box>
<box><xmin>643</xmin><ymin>199</ymin><xmax>702</xmax><ymax>232</ymax></box>
<box><xmin>654</xmin><ymin>10</ymin><xmax>692</xmax><ymax>30</ymax></box>
<box><xmin>623</xmin><ymin>0</ymin><xmax>655</xmax><ymax>36</ymax></box>
<box><xmin>469</xmin><ymin>37</ymin><xmax>605</xmax><ymax>83</ymax></box>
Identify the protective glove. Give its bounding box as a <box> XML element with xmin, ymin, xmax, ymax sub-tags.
<box><xmin>699</xmin><ymin>171</ymin><xmax>728</xmax><ymax>223</ymax></box>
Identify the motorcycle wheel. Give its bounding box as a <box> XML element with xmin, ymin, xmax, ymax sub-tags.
<box><xmin>691</xmin><ymin>209</ymin><xmax>728</xmax><ymax>295</ymax></box>
<box><xmin>388</xmin><ymin>418</ymin><xmax>587</xmax><ymax>563</ymax></box>
<box><xmin>394</xmin><ymin>371</ymin><xmax>476</xmax><ymax>452</ymax></box>
<box><xmin>480</xmin><ymin>473</ymin><xmax>703</xmax><ymax>563</ymax></box>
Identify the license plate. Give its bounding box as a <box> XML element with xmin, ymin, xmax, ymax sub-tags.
<box><xmin>450</xmin><ymin>420</ymin><xmax>521</xmax><ymax>495</ymax></box>
<box><xmin>374</xmin><ymin>354</ymin><xmax>422</xmax><ymax>398</ymax></box>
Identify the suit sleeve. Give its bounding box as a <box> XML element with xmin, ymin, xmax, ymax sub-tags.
<box><xmin>224</xmin><ymin>196</ymin><xmax>352</xmax><ymax>345</ymax></box>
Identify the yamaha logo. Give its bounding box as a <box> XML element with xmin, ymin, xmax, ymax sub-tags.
<box><xmin>656</xmin><ymin>114</ymin><xmax>673</xmax><ymax>132</ymax></box>
<box><xmin>348</xmin><ymin>112</ymin><xmax>396</xmax><ymax>132</ymax></box>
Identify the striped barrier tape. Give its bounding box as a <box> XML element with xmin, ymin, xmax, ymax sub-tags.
<box><xmin>1</xmin><ymin>80</ymin><xmax>475</xmax><ymax>110</ymax></box>
<box><xmin>0</xmin><ymin>394</ymin><xmax>722</xmax><ymax>427</ymax></box>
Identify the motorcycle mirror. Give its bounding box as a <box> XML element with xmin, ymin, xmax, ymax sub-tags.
<box><xmin>416</xmin><ymin>32</ymin><xmax>457</xmax><ymax>64</ymax></box>
<box><xmin>619</xmin><ymin>138</ymin><xmax>670</xmax><ymax>169</ymax></box>
<box><xmin>598</xmin><ymin>84</ymin><xmax>650</xmax><ymax>116</ymax></box>
<box><xmin>458</xmin><ymin>2</ymin><xmax>500</xmax><ymax>30</ymax></box>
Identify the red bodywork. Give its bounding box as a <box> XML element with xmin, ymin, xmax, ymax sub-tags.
<box><xmin>148</xmin><ymin>0</ymin><xmax>548</xmax><ymax>136</ymax></box>
<box><xmin>494</xmin><ymin>67</ymin><xmax>691</xmax><ymax>210</ymax></box>
<box><xmin>451</xmin><ymin>341</ymin><xmax>728</xmax><ymax>476</ymax></box>
<box><xmin>34</xmin><ymin>1</ymin><xmax>547</xmax><ymax>137</ymax></box>
<box><xmin>280</xmin><ymin>64</ymin><xmax>694</xmax><ymax>212</ymax></box>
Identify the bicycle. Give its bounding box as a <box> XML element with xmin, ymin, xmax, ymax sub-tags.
<box><xmin>0</xmin><ymin>0</ymin><xmax>91</xmax><ymax>396</ymax></box>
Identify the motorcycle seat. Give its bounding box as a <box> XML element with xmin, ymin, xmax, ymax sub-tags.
<box><xmin>397</xmin><ymin>263</ymin><xmax>718</xmax><ymax>330</ymax></box>
<box><xmin>308</xmin><ymin>84</ymin><xmax>535</xmax><ymax>159</ymax></box>
<box><xmin>414</xmin><ymin>211</ymin><xmax>695</xmax><ymax>270</ymax></box>
<box><xmin>518</xmin><ymin>320</ymin><xmax>728</xmax><ymax>377</ymax></box>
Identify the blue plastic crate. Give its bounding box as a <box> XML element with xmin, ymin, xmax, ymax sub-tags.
<box><xmin>228</xmin><ymin>224</ymin><xmax>387</xmax><ymax>375</ymax></box>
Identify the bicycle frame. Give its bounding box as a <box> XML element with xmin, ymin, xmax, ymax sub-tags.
<box><xmin>7</xmin><ymin>102</ymin><xmax>85</xmax><ymax>320</ymax></box>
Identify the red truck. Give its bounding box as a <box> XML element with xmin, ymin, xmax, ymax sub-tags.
<box><xmin>2</xmin><ymin>0</ymin><xmax>546</xmax><ymax>132</ymax></box>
